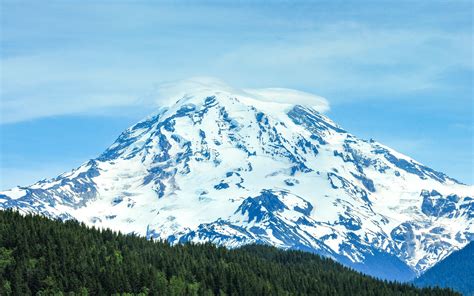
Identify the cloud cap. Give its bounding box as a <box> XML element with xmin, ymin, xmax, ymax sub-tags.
<box><xmin>151</xmin><ymin>77</ymin><xmax>330</xmax><ymax>113</ymax></box>
<box><xmin>244</xmin><ymin>87</ymin><xmax>330</xmax><ymax>113</ymax></box>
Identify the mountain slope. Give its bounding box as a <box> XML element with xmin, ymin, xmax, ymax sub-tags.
<box><xmin>1</xmin><ymin>82</ymin><xmax>472</xmax><ymax>281</ymax></box>
<box><xmin>414</xmin><ymin>242</ymin><xmax>474</xmax><ymax>295</ymax></box>
<box><xmin>0</xmin><ymin>210</ymin><xmax>460</xmax><ymax>295</ymax></box>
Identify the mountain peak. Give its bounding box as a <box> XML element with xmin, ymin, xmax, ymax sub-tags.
<box><xmin>1</xmin><ymin>81</ymin><xmax>472</xmax><ymax>281</ymax></box>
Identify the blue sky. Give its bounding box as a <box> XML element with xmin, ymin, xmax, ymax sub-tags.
<box><xmin>0</xmin><ymin>0</ymin><xmax>472</xmax><ymax>189</ymax></box>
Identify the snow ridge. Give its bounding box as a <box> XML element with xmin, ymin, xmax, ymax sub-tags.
<box><xmin>1</xmin><ymin>84</ymin><xmax>472</xmax><ymax>281</ymax></box>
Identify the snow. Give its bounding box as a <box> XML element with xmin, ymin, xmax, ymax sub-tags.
<box><xmin>2</xmin><ymin>186</ymin><xmax>25</xmax><ymax>200</ymax></box>
<box><xmin>0</xmin><ymin>83</ymin><xmax>472</xmax><ymax>277</ymax></box>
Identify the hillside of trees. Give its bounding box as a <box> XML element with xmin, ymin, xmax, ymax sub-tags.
<box><xmin>414</xmin><ymin>241</ymin><xmax>473</xmax><ymax>295</ymax></box>
<box><xmin>0</xmin><ymin>210</ymin><xmax>459</xmax><ymax>295</ymax></box>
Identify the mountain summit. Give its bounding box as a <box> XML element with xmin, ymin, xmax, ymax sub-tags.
<box><xmin>1</xmin><ymin>81</ymin><xmax>472</xmax><ymax>281</ymax></box>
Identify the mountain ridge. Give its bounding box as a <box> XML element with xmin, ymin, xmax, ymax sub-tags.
<box><xmin>1</xmin><ymin>83</ymin><xmax>472</xmax><ymax>281</ymax></box>
<box><xmin>414</xmin><ymin>241</ymin><xmax>474</xmax><ymax>295</ymax></box>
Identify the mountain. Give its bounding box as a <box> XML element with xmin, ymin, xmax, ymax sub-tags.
<box><xmin>0</xmin><ymin>210</ymin><xmax>459</xmax><ymax>295</ymax></box>
<box><xmin>1</xmin><ymin>81</ymin><xmax>472</xmax><ymax>281</ymax></box>
<box><xmin>414</xmin><ymin>241</ymin><xmax>474</xmax><ymax>295</ymax></box>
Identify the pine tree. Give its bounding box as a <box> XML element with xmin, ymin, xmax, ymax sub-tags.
<box><xmin>0</xmin><ymin>210</ymin><xmax>461</xmax><ymax>296</ymax></box>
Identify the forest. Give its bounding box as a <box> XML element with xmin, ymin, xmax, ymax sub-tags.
<box><xmin>0</xmin><ymin>210</ymin><xmax>459</xmax><ymax>295</ymax></box>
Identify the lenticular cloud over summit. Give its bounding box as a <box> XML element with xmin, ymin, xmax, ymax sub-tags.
<box><xmin>151</xmin><ymin>77</ymin><xmax>330</xmax><ymax>113</ymax></box>
<box><xmin>244</xmin><ymin>88</ymin><xmax>330</xmax><ymax>113</ymax></box>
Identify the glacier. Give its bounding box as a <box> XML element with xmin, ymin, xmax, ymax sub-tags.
<box><xmin>1</xmin><ymin>83</ymin><xmax>472</xmax><ymax>281</ymax></box>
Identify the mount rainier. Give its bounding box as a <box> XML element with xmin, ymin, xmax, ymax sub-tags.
<box><xmin>1</xmin><ymin>81</ymin><xmax>472</xmax><ymax>281</ymax></box>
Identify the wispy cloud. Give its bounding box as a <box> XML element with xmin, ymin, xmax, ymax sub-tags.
<box><xmin>215</xmin><ymin>23</ymin><xmax>472</xmax><ymax>96</ymax></box>
<box><xmin>0</xmin><ymin>1</ymin><xmax>472</xmax><ymax>186</ymax></box>
<box><xmin>1</xmin><ymin>2</ymin><xmax>472</xmax><ymax>123</ymax></box>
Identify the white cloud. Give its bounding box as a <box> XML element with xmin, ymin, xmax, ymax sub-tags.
<box><xmin>1</xmin><ymin>14</ymin><xmax>471</xmax><ymax>123</ymax></box>
<box><xmin>214</xmin><ymin>23</ymin><xmax>472</xmax><ymax>98</ymax></box>
<box><xmin>146</xmin><ymin>77</ymin><xmax>240</xmax><ymax>106</ymax></box>
<box><xmin>244</xmin><ymin>88</ymin><xmax>329</xmax><ymax>112</ymax></box>
<box><xmin>146</xmin><ymin>77</ymin><xmax>330</xmax><ymax>113</ymax></box>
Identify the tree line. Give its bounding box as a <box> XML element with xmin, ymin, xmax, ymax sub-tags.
<box><xmin>0</xmin><ymin>210</ymin><xmax>459</xmax><ymax>295</ymax></box>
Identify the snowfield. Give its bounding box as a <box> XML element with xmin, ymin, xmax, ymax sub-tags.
<box><xmin>1</xmin><ymin>83</ymin><xmax>472</xmax><ymax>281</ymax></box>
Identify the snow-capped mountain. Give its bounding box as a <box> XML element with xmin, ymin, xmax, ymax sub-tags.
<box><xmin>1</xmin><ymin>81</ymin><xmax>472</xmax><ymax>281</ymax></box>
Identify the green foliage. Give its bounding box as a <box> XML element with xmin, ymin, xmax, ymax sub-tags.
<box><xmin>0</xmin><ymin>210</ymin><xmax>459</xmax><ymax>295</ymax></box>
